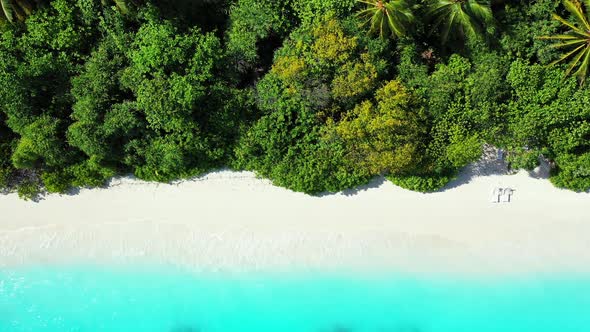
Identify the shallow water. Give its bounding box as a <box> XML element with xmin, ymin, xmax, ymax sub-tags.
<box><xmin>1</xmin><ymin>265</ymin><xmax>589</xmax><ymax>332</ymax></box>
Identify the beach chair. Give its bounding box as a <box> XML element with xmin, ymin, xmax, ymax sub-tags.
<box><xmin>502</xmin><ymin>188</ymin><xmax>514</xmax><ymax>202</ymax></box>
<box><xmin>491</xmin><ymin>187</ymin><xmax>502</xmax><ymax>203</ymax></box>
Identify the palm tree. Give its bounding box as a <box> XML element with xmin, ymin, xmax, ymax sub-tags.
<box><xmin>356</xmin><ymin>0</ymin><xmax>415</xmax><ymax>39</ymax></box>
<box><xmin>539</xmin><ymin>0</ymin><xmax>590</xmax><ymax>85</ymax></box>
<box><xmin>1</xmin><ymin>0</ymin><xmax>35</xmax><ymax>23</ymax></box>
<box><xmin>426</xmin><ymin>0</ymin><xmax>494</xmax><ymax>43</ymax></box>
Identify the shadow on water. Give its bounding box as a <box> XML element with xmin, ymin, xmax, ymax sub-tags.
<box><xmin>167</xmin><ymin>326</ymin><xmax>423</xmax><ymax>332</ymax></box>
<box><xmin>167</xmin><ymin>325</ymin><xmax>423</xmax><ymax>332</ymax></box>
<box><xmin>319</xmin><ymin>326</ymin><xmax>354</xmax><ymax>332</ymax></box>
<box><xmin>318</xmin><ymin>324</ymin><xmax>423</xmax><ymax>332</ymax></box>
<box><xmin>390</xmin><ymin>326</ymin><xmax>423</xmax><ymax>332</ymax></box>
<box><xmin>170</xmin><ymin>326</ymin><xmax>200</xmax><ymax>332</ymax></box>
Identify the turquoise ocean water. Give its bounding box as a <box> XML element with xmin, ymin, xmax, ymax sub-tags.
<box><xmin>1</xmin><ymin>265</ymin><xmax>589</xmax><ymax>332</ymax></box>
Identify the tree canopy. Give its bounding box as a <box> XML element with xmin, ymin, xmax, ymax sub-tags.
<box><xmin>0</xmin><ymin>0</ymin><xmax>589</xmax><ymax>199</ymax></box>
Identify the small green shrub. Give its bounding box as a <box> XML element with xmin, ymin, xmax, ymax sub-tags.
<box><xmin>0</xmin><ymin>167</ymin><xmax>11</xmax><ymax>189</ymax></box>
<box><xmin>506</xmin><ymin>148</ymin><xmax>540</xmax><ymax>171</ymax></box>
<box><xmin>17</xmin><ymin>178</ymin><xmax>42</xmax><ymax>201</ymax></box>
<box><xmin>387</xmin><ymin>173</ymin><xmax>454</xmax><ymax>193</ymax></box>
<box><xmin>42</xmin><ymin>170</ymin><xmax>73</xmax><ymax>194</ymax></box>
<box><xmin>42</xmin><ymin>157</ymin><xmax>117</xmax><ymax>193</ymax></box>
<box><xmin>550</xmin><ymin>153</ymin><xmax>590</xmax><ymax>192</ymax></box>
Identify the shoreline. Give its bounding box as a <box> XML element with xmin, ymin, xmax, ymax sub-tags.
<box><xmin>1</xmin><ymin>159</ymin><xmax>590</xmax><ymax>277</ymax></box>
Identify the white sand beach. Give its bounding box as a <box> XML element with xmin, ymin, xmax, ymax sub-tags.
<box><xmin>1</xmin><ymin>153</ymin><xmax>590</xmax><ymax>277</ymax></box>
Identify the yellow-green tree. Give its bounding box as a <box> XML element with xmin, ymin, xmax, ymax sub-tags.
<box><xmin>329</xmin><ymin>80</ymin><xmax>429</xmax><ymax>175</ymax></box>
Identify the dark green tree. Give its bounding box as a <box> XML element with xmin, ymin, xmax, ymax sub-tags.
<box><xmin>118</xmin><ymin>7</ymin><xmax>243</xmax><ymax>181</ymax></box>
<box><xmin>506</xmin><ymin>59</ymin><xmax>590</xmax><ymax>191</ymax></box>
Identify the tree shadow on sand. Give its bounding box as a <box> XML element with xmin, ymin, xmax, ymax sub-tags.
<box><xmin>318</xmin><ymin>176</ymin><xmax>388</xmax><ymax>198</ymax></box>
<box><xmin>320</xmin><ymin>145</ymin><xmax>512</xmax><ymax>197</ymax></box>
<box><xmin>434</xmin><ymin>145</ymin><xmax>509</xmax><ymax>192</ymax></box>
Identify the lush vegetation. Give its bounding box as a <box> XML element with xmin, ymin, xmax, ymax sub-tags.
<box><xmin>0</xmin><ymin>0</ymin><xmax>589</xmax><ymax>200</ymax></box>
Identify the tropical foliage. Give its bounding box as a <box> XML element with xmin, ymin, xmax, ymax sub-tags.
<box><xmin>539</xmin><ymin>0</ymin><xmax>590</xmax><ymax>84</ymax></box>
<box><xmin>426</xmin><ymin>0</ymin><xmax>494</xmax><ymax>43</ymax></box>
<box><xmin>355</xmin><ymin>0</ymin><xmax>414</xmax><ymax>39</ymax></box>
<box><xmin>0</xmin><ymin>0</ymin><xmax>589</xmax><ymax>199</ymax></box>
<box><xmin>329</xmin><ymin>80</ymin><xmax>429</xmax><ymax>175</ymax></box>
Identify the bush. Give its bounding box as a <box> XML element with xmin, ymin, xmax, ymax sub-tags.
<box><xmin>506</xmin><ymin>148</ymin><xmax>540</xmax><ymax>171</ymax></box>
<box><xmin>292</xmin><ymin>0</ymin><xmax>357</xmax><ymax>24</ymax></box>
<box><xmin>0</xmin><ymin>140</ymin><xmax>14</xmax><ymax>189</ymax></box>
<box><xmin>225</xmin><ymin>0</ymin><xmax>294</xmax><ymax>67</ymax></box>
<box><xmin>0</xmin><ymin>167</ymin><xmax>11</xmax><ymax>189</ymax></box>
<box><xmin>70</xmin><ymin>157</ymin><xmax>116</xmax><ymax>188</ymax></box>
<box><xmin>42</xmin><ymin>157</ymin><xmax>116</xmax><ymax>193</ymax></box>
<box><xmin>445</xmin><ymin>134</ymin><xmax>483</xmax><ymax>168</ymax></box>
<box><xmin>387</xmin><ymin>173</ymin><xmax>454</xmax><ymax>193</ymax></box>
<box><xmin>550</xmin><ymin>153</ymin><xmax>590</xmax><ymax>192</ymax></box>
<box><xmin>17</xmin><ymin>178</ymin><xmax>42</xmax><ymax>201</ymax></box>
<box><xmin>42</xmin><ymin>170</ymin><xmax>73</xmax><ymax>194</ymax></box>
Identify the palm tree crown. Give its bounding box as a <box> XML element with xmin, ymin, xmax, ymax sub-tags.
<box><xmin>356</xmin><ymin>0</ymin><xmax>414</xmax><ymax>39</ymax></box>
<box><xmin>426</xmin><ymin>0</ymin><xmax>493</xmax><ymax>43</ymax></box>
<box><xmin>539</xmin><ymin>0</ymin><xmax>590</xmax><ymax>85</ymax></box>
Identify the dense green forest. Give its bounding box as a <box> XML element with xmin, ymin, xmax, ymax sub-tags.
<box><xmin>1</xmin><ymin>0</ymin><xmax>590</xmax><ymax>199</ymax></box>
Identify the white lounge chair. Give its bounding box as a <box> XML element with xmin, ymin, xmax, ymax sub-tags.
<box><xmin>491</xmin><ymin>187</ymin><xmax>503</xmax><ymax>203</ymax></box>
<box><xmin>502</xmin><ymin>188</ymin><xmax>514</xmax><ymax>202</ymax></box>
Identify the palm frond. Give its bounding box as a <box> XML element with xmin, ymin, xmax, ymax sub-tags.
<box><xmin>426</xmin><ymin>0</ymin><xmax>493</xmax><ymax>43</ymax></box>
<box><xmin>564</xmin><ymin>0</ymin><xmax>590</xmax><ymax>31</ymax></box>
<box><xmin>1</xmin><ymin>0</ymin><xmax>15</xmax><ymax>23</ymax></box>
<box><xmin>565</xmin><ymin>45</ymin><xmax>588</xmax><ymax>76</ymax></box>
<box><xmin>539</xmin><ymin>34</ymin><xmax>584</xmax><ymax>40</ymax></box>
<box><xmin>466</xmin><ymin>0</ymin><xmax>493</xmax><ymax>24</ymax></box>
<box><xmin>114</xmin><ymin>0</ymin><xmax>130</xmax><ymax>15</ymax></box>
<box><xmin>17</xmin><ymin>0</ymin><xmax>33</xmax><ymax>15</ymax></box>
<box><xmin>573</xmin><ymin>46</ymin><xmax>590</xmax><ymax>84</ymax></box>
<box><xmin>552</xmin><ymin>13</ymin><xmax>589</xmax><ymax>36</ymax></box>
<box><xmin>584</xmin><ymin>0</ymin><xmax>590</xmax><ymax>20</ymax></box>
<box><xmin>355</xmin><ymin>0</ymin><xmax>414</xmax><ymax>39</ymax></box>
<box><xmin>440</xmin><ymin>8</ymin><xmax>457</xmax><ymax>44</ymax></box>
<box><xmin>0</xmin><ymin>0</ymin><xmax>42</xmax><ymax>23</ymax></box>
<box><xmin>542</xmin><ymin>0</ymin><xmax>590</xmax><ymax>84</ymax></box>
<box><xmin>548</xmin><ymin>44</ymin><xmax>585</xmax><ymax>66</ymax></box>
<box><xmin>550</xmin><ymin>39</ymin><xmax>588</xmax><ymax>48</ymax></box>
